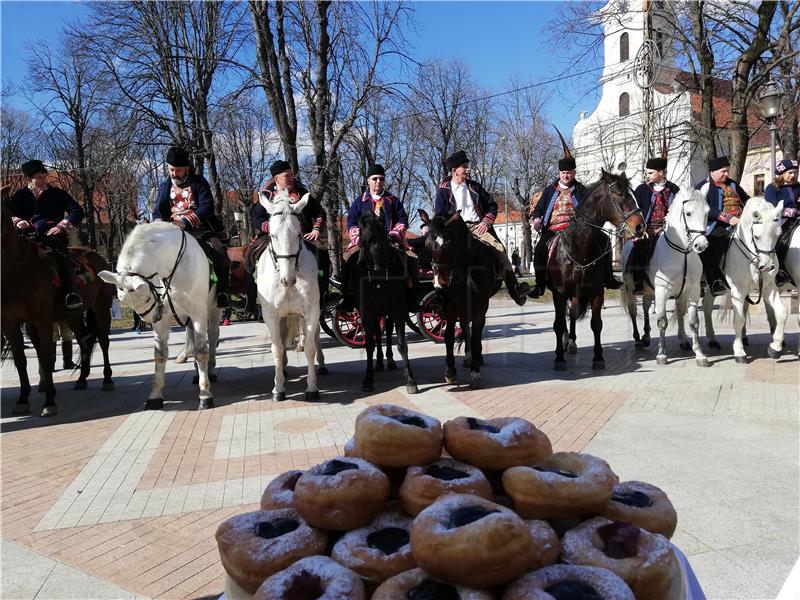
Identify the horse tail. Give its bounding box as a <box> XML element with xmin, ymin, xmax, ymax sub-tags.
<box><xmin>570</xmin><ymin>295</ymin><xmax>590</xmax><ymax>321</ymax></box>
<box><xmin>620</xmin><ymin>278</ymin><xmax>636</xmax><ymax>318</ymax></box>
<box><xmin>281</xmin><ymin>315</ymin><xmax>301</xmax><ymax>348</ymax></box>
<box><xmin>718</xmin><ymin>291</ymin><xmax>734</xmax><ymax>323</ymax></box>
<box><xmin>455</xmin><ymin>327</ymin><xmax>466</xmax><ymax>353</ymax></box>
<box><xmin>1</xmin><ymin>336</ymin><xmax>11</xmax><ymax>363</ymax></box>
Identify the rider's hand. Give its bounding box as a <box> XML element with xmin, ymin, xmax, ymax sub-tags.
<box><xmin>388</xmin><ymin>231</ymin><xmax>402</xmax><ymax>245</ymax></box>
<box><xmin>531</xmin><ymin>217</ymin><xmax>543</xmax><ymax>232</ymax></box>
<box><xmin>784</xmin><ymin>207</ymin><xmax>797</xmax><ymax>218</ymax></box>
<box><xmin>14</xmin><ymin>219</ymin><xmax>32</xmax><ymax>230</ymax></box>
<box><xmin>474</xmin><ymin>222</ymin><xmax>489</xmax><ymax>236</ymax></box>
<box><xmin>45</xmin><ymin>226</ymin><xmax>63</xmax><ymax>236</ymax></box>
<box><xmin>729</xmin><ymin>216</ymin><xmax>740</xmax><ymax>227</ymax></box>
<box><xmin>304</xmin><ymin>230</ymin><xmax>320</xmax><ymax>241</ymax></box>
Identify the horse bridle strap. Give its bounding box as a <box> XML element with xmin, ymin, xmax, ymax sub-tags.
<box><xmin>726</xmin><ymin>225</ymin><xmax>774</xmax><ymax>305</ymax></box>
<box><xmin>267</xmin><ymin>210</ymin><xmax>303</xmax><ymax>272</ymax></box>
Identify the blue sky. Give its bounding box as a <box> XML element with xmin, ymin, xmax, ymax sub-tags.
<box><xmin>1</xmin><ymin>1</ymin><xmax>603</xmax><ymax>135</ymax></box>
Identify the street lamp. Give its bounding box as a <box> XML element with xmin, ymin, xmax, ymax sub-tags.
<box><xmin>759</xmin><ymin>78</ymin><xmax>784</xmax><ymax>177</ymax></box>
<box><xmin>233</xmin><ymin>210</ymin><xmax>244</xmax><ymax>246</ymax></box>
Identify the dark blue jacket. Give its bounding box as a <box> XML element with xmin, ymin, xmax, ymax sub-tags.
<box><xmin>347</xmin><ymin>191</ymin><xmax>408</xmax><ymax>241</ymax></box>
<box><xmin>634</xmin><ymin>181</ymin><xmax>680</xmax><ymax>224</ymax></box>
<box><xmin>695</xmin><ymin>177</ymin><xmax>750</xmax><ymax>233</ymax></box>
<box><xmin>765</xmin><ymin>182</ymin><xmax>799</xmax><ymax>211</ymax></box>
<box><xmin>433</xmin><ymin>176</ymin><xmax>497</xmax><ymax>225</ymax></box>
<box><xmin>153</xmin><ymin>173</ymin><xmax>224</xmax><ymax>234</ymax></box>
<box><xmin>250</xmin><ymin>177</ymin><xmax>324</xmax><ymax>236</ymax></box>
<box><xmin>7</xmin><ymin>185</ymin><xmax>84</xmax><ymax>234</ymax></box>
<box><xmin>530</xmin><ymin>180</ymin><xmax>588</xmax><ymax>228</ymax></box>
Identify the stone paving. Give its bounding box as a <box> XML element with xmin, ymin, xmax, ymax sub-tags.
<box><xmin>1</xmin><ymin>295</ymin><xmax>798</xmax><ymax>599</ymax></box>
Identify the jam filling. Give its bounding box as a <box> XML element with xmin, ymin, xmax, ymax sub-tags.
<box><xmin>389</xmin><ymin>414</ymin><xmax>427</xmax><ymax>428</ymax></box>
<box><xmin>598</xmin><ymin>521</ymin><xmax>640</xmax><ymax>559</ymax></box>
<box><xmin>253</xmin><ymin>518</ymin><xmax>299</xmax><ymax>540</ymax></box>
<box><xmin>534</xmin><ymin>466</ymin><xmax>578</xmax><ymax>478</ymax></box>
<box><xmin>466</xmin><ymin>417</ymin><xmax>500</xmax><ymax>433</ymax></box>
<box><xmin>447</xmin><ymin>505</ymin><xmax>499</xmax><ymax>529</ymax></box>
<box><xmin>425</xmin><ymin>464</ymin><xmax>469</xmax><ymax>481</ymax></box>
<box><xmin>283</xmin><ymin>571</ymin><xmax>323</xmax><ymax>600</ymax></box>
<box><xmin>283</xmin><ymin>472</ymin><xmax>302</xmax><ymax>491</ymax></box>
<box><xmin>544</xmin><ymin>581</ymin><xmax>603</xmax><ymax>600</ymax></box>
<box><xmin>407</xmin><ymin>579</ymin><xmax>460</xmax><ymax>600</ymax></box>
<box><xmin>612</xmin><ymin>490</ymin><xmax>653</xmax><ymax>508</ymax></box>
<box><xmin>319</xmin><ymin>459</ymin><xmax>359</xmax><ymax>476</ymax></box>
<box><xmin>366</xmin><ymin>527</ymin><xmax>410</xmax><ymax>555</ymax></box>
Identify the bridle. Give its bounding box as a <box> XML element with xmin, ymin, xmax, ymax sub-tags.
<box><xmin>656</xmin><ymin>202</ymin><xmax>708</xmax><ymax>300</ymax></box>
<box><xmin>267</xmin><ymin>209</ymin><xmax>303</xmax><ymax>272</ymax></box>
<box><xmin>359</xmin><ymin>225</ymin><xmax>396</xmax><ymax>286</ymax></box>
<box><xmin>727</xmin><ymin>215</ymin><xmax>777</xmax><ymax>305</ymax></box>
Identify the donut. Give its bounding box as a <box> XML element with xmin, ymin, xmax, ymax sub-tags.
<box><xmin>410</xmin><ymin>493</ymin><xmax>533</xmax><ymax>588</ymax></box>
<box><xmin>502</xmin><ymin>452</ymin><xmax>618</xmax><ymax>518</ymax></box>
<box><xmin>524</xmin><ymin>519</ymin><xmax>561</xmax><ymax>570</ymax></box>
<box><xmin>253</xmin><ymin>555</ymin><xmax>366</xmax><ymax>600</ymax></box>
<box><xmin>215</xmin><ymin>508</ymin><xmax>327</xmax><ymax>594</ymax></box>
<box><xmin>560</xmin><ymin>517</ymin><xmax>674</xmax><ymax>600</ymax></box>
<box><xmin>354</xmin><ymin>404</ymin><xmax>443</xmax><ymax>467</ymax></box>
<box><xmin>399</xmin><ymin>458</ymin><xmax>492</xmax><ymax>516</ymax></box>
<box><xmin>372</xmin><ymin>568</ymin><xmax>494</xmax><ymax>599</ymax></box>
<box><xmin>331</xmin><ymin>510</ymin><xmax>415</xmax><ymax>584</ymax></box>
<box><xmin>601</xmin><ymin>480</ymin><xmax>678</xmax><ymax>538</ymax></box>
<box><xmin>443</xmin><ymin>416</ymin><xmax>552</xmax><ymax>470</ymax></box>
<box><xmin>294</xmin><ymin>456</ymin><xmax>390</xmax><ymax>530</ymax></box>
<box><xmin>502</xmin><ymin>564</ymin><xmax>635</xmax><ymax>600</ymax></box>
<box><xmin>260</xmin><ymin>470</ymin><xmax>303</xmax><ymax>510</ymax></box>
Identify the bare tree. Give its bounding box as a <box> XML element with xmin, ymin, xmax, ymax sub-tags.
<box><xmin>0</xmin><ymin>106</ymin><xmax>36</xmax><ymax>180</ymax></box>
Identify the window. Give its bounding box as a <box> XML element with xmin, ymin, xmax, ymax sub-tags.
<box><xmin>753</xmin><ymin>174</ymin><xmax>765</xmax><ymax>196</ymax></box>
<box><xmin>619</xmin><ymin>93</ymin><xmax>630</xmax><ymax>117</ymax></box>
<box><xmin>620</xmin><ymin>32</ymin><xmax>630</xmax><ymax>62</ymax></box>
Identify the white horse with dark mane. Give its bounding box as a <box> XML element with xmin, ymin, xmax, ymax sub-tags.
<box><xmin>621</xmin><ymin>189</ymin><xmax>710</xmax><ymax>366</ymax></box>
<box><xmin>257</xmin><ymin>190</ymin><xmax>320</xmax><ymax>401</ymax></box>
<box><xmin>99</xmin><ymin>221</ymin><xmax>221</xmax><ymax>410</ymax></box>
<box><xmin>702</xmin><ymin>197</ymin><xmax>786</xmax><ymax>363</ymax></box>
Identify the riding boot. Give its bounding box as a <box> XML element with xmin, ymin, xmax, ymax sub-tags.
<box><xmin>775</xmin><ymin>269</ymin><xmax>791</xmax><ymax>287</ymax></box>
<box><xmin>504</xmin><ymin>270</ymin><xmax>529</xmax><ymax>306</ymax></box>
<box><xmin>528</xmin><ymin>240</ymin><xmax>548</xmax><ymax>298</ymax></box>
<box><xmin>62</xmin><ymin>340</ymin><xmax>76</xmax><ymax>370</ymax></box>
<box><xmin>605</xmin><ymin>254</ymin><xmax>623</xmax><ymax>290</ymax></box>
<box><xmin>211</xmin><ymin>243</ymin><xmax>231</xmax><ymax>308</ymax></box>
<box><xmin>57</xmin><ymin>254</ymin><xmax>83</xmax><ymax>310</ymax></box>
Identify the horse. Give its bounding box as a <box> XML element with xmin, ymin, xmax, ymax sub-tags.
<box><xmin>256</xmin><ymin>190</ymin><xmax>320</xmax><ymax>401</ymax></box>
<box><xmin>418</xmin><ymin>208</ymin><xmax>500</xmax><ymax>387</ymax></box>
<box><xmin>621</xmin><ymin>189</ymin><xmax>710</xmax><ymax>366</ymax></box>
<box><xmin>351</xmin><ymin>209</ymin><xmax>418</xmax><ymax>393</ymax></box>
<box><xmin>702</xmin><ymin>198</ymin><xmax>786</xmax><ymax>363</ymax></box>
<box><xmin>545</xmin><ymin>170</ymin><xmax>644</xmax><ymax>371</ymax></box>
<box><xmin>99</xmin><ymin>221</ymin><xmax>220</xmax><ymax>410</ymax></box>
<box><xmin>1</xmin><ymin>201</ymin><xmax>115</xmax><ymax>417</ymax></box>
<box><xmin>773</xmin><ymin>216</ymin><xmax>800</xmax><ymax>357</ymax></box>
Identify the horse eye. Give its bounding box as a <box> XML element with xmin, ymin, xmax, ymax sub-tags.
<box><xmin>686</xmin><ymin>211</ymin><xmax>692</xmax><ymax>217</ymax></box>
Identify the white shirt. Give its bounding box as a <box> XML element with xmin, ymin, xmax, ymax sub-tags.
<box><xmin>652</xmin><ymin>182</ymin><xmax>666</xmax><ymax>192</ymax></box>
<box><xmin>451</xmin><ymin>179</ymin><xmax>480</xmax><ymax>222</ymax></box>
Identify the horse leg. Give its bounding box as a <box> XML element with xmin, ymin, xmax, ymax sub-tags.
<box><xmin>362</xmin><ymin>317</ymin><xmax>376</xmax><ymax>392</ymax></box>
<box><xmin>590</xmin><ymin>295</ymin><xmax>605</xmax><ymax>370</ymax></box>
<box><xmin>731</xmin><ymin>295</ymin><xmax>748</xmax><ymax>363</ymax></box>
<box><xmin>444</xmin><ymin>318</ymin><xmax>457</xmax><ymax>384</ymax></box>
<box><xmin>33</xmin><ymin>321</ymin><xmax>58</xmax><ymax>417</ymax></box>
<box><xmin>207</xmin><ymin>307</ymin><xmax>221</xmax><ymax>384</ymax></box>
<box><xmin>94</xmin><ymin>301</ymin><xmax>114</xmax><ymax>390</ymax></box>
<box><xmin>553</xmin><ymin>293</ymin><xmax>567</xmax><ymax>371</ymax></box>
<box><xmin>146</xmin><ymin>320</ymin><xmax>170</xmax><ymax>410</ymax></box>
<box><xmin>396</xmin><ymin>318</ymin><xmax>418</xmax><ymax>394</ymax></box>
<box><xmin>687</xmin><ymin>298</ymin><xmax>708</xmax><ymax>367</ymax></box>
<box><xmin>6</xmin><ymin>325</ymin><xmax>32</xmax><ymax>415</ymax></box>
<box><xmin>703</xmin><ymin>290</ymin><xmax>720</xmax><ymax>350</ymax></box>
<box><xmin>267</xmin><ymin>316</ymin><xmax>287</xmax><ymax>401</ymax></box>
<box><xmin>315</xmin><ymin>327</ymin><xmax>329</xmax><ymax>375</ymax></box>
<box><xmin>741</xmin><ymin>302</ymin><xmax>750</xmax><ymax>347</ymax></box>
<box><xmin>73</xmin><ymin>325</ymin><xmax>94</xmax><ymax>390</ymax></box>
<box><xmin>765</xmin><ymin>285</ymin><xmax>788</xmax><ymax>359</ymax></box>
<box><xmin>567</xmin><ymin>300</ymin><xmax>578</xmax><ymax>354</ymax></box>
<box><xmin>469</xmin><ymin>314</ymin><xmax>486</xmax><ymax>388</ymax></box>
<box><xmin>385</xmin><ymin>317</ymin><xmax>397</xmax><ymax>371</ymax></box>
<box><xmin>462</xmin><ymin>320</ymin><xmax>473</xmax><ymax>369</ymax></box>
<box><xmin>628</xmin><ymin>288</ymin><xmax>641</xmax><ymax>346</ymax></box>
<box><xmin>302</xmin><ymin>307</ymin><xmax>320</xmax><ymax>401</ymax></box>
<box><xmin>641</xmin><ymin>293</ymin><xmax>653</xmax><ymax>347</ymax></box>
<box><xmin>374</xmin><ymin>323</ymin><xmax>384</xmax><ymax>372</ymax></box>
<box><xmin>676</xmin><ymin>298</ymin><xmax>692</xmax><ymax>351</ymax></box>
<box><xmin>176</xmin><ymin>325</ymin><xmax>193</xmax><ymax>364</ymax></box>
<box><xmin>654</xmin><ymin>286</ymin><xmax>670</xmax><ymax>365</ymax></box>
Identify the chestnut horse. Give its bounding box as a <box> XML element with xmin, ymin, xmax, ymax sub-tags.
<box><xmin>1</xmin><ymin>200</ymin><xmax>114</xmax><ymax>417</ymax></box>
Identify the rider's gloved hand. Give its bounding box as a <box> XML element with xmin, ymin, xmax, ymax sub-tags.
<box><xmin>784</xmin><ymin>207</ymin><xmax>797</xmax><ymax>218</ymax></box>
<box><xmin>531</xmin><ymin>217</ymin><xmax>543</xmax><ymax>232</ymax></box>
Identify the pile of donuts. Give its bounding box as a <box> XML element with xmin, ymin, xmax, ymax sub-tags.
<box><xmin>215</xmin><ymin>404</ymin><xmax>680</xmax><ymax>600</ymax></box>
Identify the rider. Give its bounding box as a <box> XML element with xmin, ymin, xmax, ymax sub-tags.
<box><xmin>528</xmin><ymin>144</ymin><xmax>623</xmax><ymax>298</ymax></box>
<box><xmin>153</xmin><ymin>146</ymin><xmax>231</xmax><ymax>308</ymax></box>
<box><xmin>7</xmin><ymin>159</ymin><xmax>85</xmax><ymax>310</ymax></box>
<box><xmin>340</xmin><ymin>163</ymin><xmax>418</xmax><ymax>311</ymax></box>
<box><xmin>434</xmin><ymin>150</ymin><xmax>530</xmax><ymax>306</ymax></box>
<box><xmin>765</xmin><ymin>158</ymin><xmax>799</xmax><ymax>286</ymax></box>
<box><xmin>629</xmin><ymin>155</ymin><xmax>681</xmax><ymax>292</ymax></box>
<box><xmin>695</xmin><ymin>156</ymin><xmax>750</xmax><ymax>296</ymax></box>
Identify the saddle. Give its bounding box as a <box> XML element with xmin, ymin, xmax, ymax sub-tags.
<box><xmin>35</xmin><ymin>242</ymin><xmax>96</xmax><ymax>288</ymax></box>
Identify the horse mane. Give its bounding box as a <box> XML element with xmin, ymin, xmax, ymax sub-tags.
<box><xmin>116</xmin><ymin>221</ymin><xmax>180</xmax><ymax>270</ymax></box>
<box><xmin>737</xmin><ymin>196</ymin><xmax>769</xmax><ymax>234</ymax></box>
<box><xmin>666</xmin><ymin>189</ymin><xmax>701</xmax><ymax>226</ymax></box>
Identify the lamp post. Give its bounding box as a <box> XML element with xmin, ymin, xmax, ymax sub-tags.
<box><xmin>759</xmin><ymin>78</ymin><xmax>784</xmax><ymax>177</ymax></box>
<box><xmin>233</xmin><ymin>210</ymin><xmax>244</xmax><ymax>246</ymax></box>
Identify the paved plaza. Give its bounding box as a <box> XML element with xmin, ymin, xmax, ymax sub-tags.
<box><xmin>1</xmin><ymin>296</ymin><xmax>798</xmax><ymax>599</ymax></box>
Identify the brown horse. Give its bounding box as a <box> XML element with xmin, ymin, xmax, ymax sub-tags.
<box><xmin>546</xmin><ymin>170</ymin><xmax>644</xmax><ymax>371</ymax></box>
<box><xmin>1</xmin><ymin>200</ymin><xmax>115</xmax><ymax>417</ymax></box>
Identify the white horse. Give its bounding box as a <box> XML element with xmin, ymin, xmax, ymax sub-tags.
<box><xmin>99</xmin><ymin>222</ymin><xmax>221</xmax><ymax>410</ymax></box>
<box><xmin>257</xmin><ymin>190</ymin><xmax>320</xmax><ymax>401</ymax></box>
<box><xmin>702</xmin><ymin>197</ymin><xmax>786</xmax><ymax>363</ymax></box>
<box><xmin>621</xmin><ymin>189</ymin><xmax>710</xmax><ymax>366</ymax></box>
<box><xmin>772</xmin><ymin>218</ymin><xmax>800</xmax><ymax>357</ymax></box>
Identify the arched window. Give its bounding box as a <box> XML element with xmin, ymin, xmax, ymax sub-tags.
<box><xmin>619</xmin><ymin>92</ymin><xmax>630</xmax><ymax>117</ymax></box>
<box><xmin>620</xmin><ymin>32</ymin><xmax>630</xmax><ymax>62</ymax></box>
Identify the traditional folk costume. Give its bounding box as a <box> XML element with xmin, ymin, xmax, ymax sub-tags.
<box><xmin>765</xmin><ymin>158</ymin><xmax>800</xmax><ymax>285</ymax></box>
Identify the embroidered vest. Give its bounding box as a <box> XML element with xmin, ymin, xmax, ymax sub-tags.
<box><xmin>721</xmin><ymin>184</ymin><xmax>743</xmax><ymax>219</ymax></box>
<box><xmin>170</xmin><ymin>184</ymin><xmax>196</xmax><ymax>219</ymax></box>
<box><xmin>648</xmin><ymin>189</ymin><xmax>669</xmax><ymax>233</ymax></box>
<box><xmin>549</xmin><ymin>189</ymin><xmax>575</xmax><ymax>232</ymax></box>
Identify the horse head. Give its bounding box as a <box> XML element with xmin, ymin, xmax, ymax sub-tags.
<box><xmin>358</xmin><ymin>207</ymin><xmax>391</xmax><ymax>276</ymax></box>
<box><xmin>260</xmin><ymin>190</ymin><xmax>308</xmax><ymax>288</ymax></box>
<box><xmin>593</xmin><ymin>169</ymin><xmax>644</xmax><ymax>237</ymax></box>
<box><xmin>737</xmin><ymin>197</ymin><xmax>783</xmax><ymax>273</ymax></box>
<box><xmin>669</xmin><ymin>189</ymin><xmax>709</xmax><ymax>254</ymax></box>
<box><xmin>419</xmin><ymin>208</ymin><xmax>466</xmax><ymax>289</ymax></box>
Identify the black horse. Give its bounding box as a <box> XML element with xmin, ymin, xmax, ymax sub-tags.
<box><xmin>418</xmin><ymin>208</ymin><xmax>501</xmax><ymax>387</ymax></box>
<box><xmin>546</xmin><ymin>170</ymin><xmax>644</xmax><ymax>371</ymax></box>
<box><xmin>351</xmin><ymin>209</ymin><xmax>418</xmax><ymax>394</ymax></box>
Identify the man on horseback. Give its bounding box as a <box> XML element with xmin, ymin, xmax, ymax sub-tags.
<box><xmin>7</xmin><ymin>159</ymin><xmax>85</xmax><ymax>310</ymax></box>
<box><xmin>340</xmin><ymin>163</ymin><xmax>418</xmax><ymax>312</ymax></box>
<box><xmin>153</xmin><ymin>146</ymin><xmax>231</xmax><ymax>308</ymax></box>
<box><xmin>434</xmin><ymin>150</ymin><xmax>530</xmax><ymax>306</ymax></box>
<box><xmin>628</xmin><ymin>155</ymin><xmax>681</xmax><ymax>292</ymax></box>
<box><xmin>695</xmin><ymin>156</ymin><xmax>750</xmax><ymax>296</ymax></box>
<box><xmin>765</xmin><ymin>158</ymin><xmax>799</xmax><ymax>286</ymax></box>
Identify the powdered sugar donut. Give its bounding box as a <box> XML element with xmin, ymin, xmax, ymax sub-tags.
<box><xmin>260</xmin><ymin>470</ymin><xmax>303</xmax><ymax>511</ymax></box>
<box><xmin>443</xmin><ymin>416</ymin><xmax>552</xmax><ymax>470</ymax></box>
<box><xmin>503</xmin><ymin>452</ymin><xmax>618</xmax><ymax>518</ymax></box>
<box><xmin>331</xmin><ymin>510</ymin><xmax>415</xmax><ymax>583</ymax></box>
<box><xmin>215</xmin><ymin>508</ymin><xmax>327</xmax><ymax>594</ymax></box>
<box><xmin>294</xmin><ymin>456</ymin><xmax>390</xmax><ymax>530</ymax></box>
<box><xmin>601</xmin><ymin>480</ymin><xmax>678</xmax><ymax>538</ymax></box>
<box><xmin>524</xmin><ymin>519</ymin><xmax>561</xmax><ymax>570</ymax></box>
<box><xmin>410</xmin><ymin>493</ymin><xmax>533</xmax><ymax>588</ymax></box>
<box><xmin>502</xmin><ymin>564</ymin><xmax>635</xmax><ymax>600</ymax></box>
<box><xmin>253</xmin><ymin>555</ymin><xmax>365</xmax><ymax>600</ymax></box>
<box><xmin>372</xmin><ymin>568</ymin><xmax>493</xmax><ymax>599</ymax></box>
<box><xmin>399</xmin><ymin>458</ymin><xmax>492</xmax><ymax>516</ymax></box>
<box><xmin>354</xmin><ymin>404</ymin><xmax>443</xmax><ymax>467</ymax></box>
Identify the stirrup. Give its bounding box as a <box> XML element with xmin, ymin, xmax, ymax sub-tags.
<box><xmin>527</xmin><ymin>285</ymin><xmax>544</xmax><ymax>299</ymax></box>
<box><xmin>710</xmin><ymin>280</ymin><xmax>728</xmax><ymax>296</ymax></box>
<box><xmin>775</xmin><ymin>270</ymin><xmax>790</xmax><ymax>287</ymax></box>
<box><xmin>65</xmin><ymin>292</ymin><xmax>83</xmax><ymax>310</ymax></box>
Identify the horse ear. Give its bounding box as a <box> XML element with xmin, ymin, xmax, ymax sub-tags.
<box><xmin>446</xmin><ymin>210</ymin><xmax>462</xmax><ymax>226</ymax></box>
<box><xmin>259</xmin><ymin>191</ymin><xmax>273</xmax><ymax>211</ymax></box>
<box><xmin>775</xmin><ymin>200</ymin><xmax>784</xmax><ymax>215</ymax></box>
<box><xmin>98</xmin><ymin>270</ymin><xmax>120</xmax><ymax>286</ymax></box>
<box><xmin>292</xmin><ymin>193</ymin><xmax>310</xmax><ymax>213</ymax></box>
<box><xmin>418</xmin><ymin>209</ymin><xmax>430</xmax><ymax>225</ymax></box>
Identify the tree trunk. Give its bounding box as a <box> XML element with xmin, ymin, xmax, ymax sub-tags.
<box><xmin>690</xmin><ymin>1</ymin><xmax>718</xmax><ymax>166</ymax></box>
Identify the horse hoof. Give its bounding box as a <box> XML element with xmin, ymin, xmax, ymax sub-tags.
<box><xmin>305</xmin><ymin>391</ymin><xmax>320</xmax><ymax>402</ymax></box>
<box><xmin>175</xmin><ymin>353</ymin><xmax>188</xmax><ymax>365</ymax></box>
<box><xmin>375</xmin><ymin>362</ymin><xmax>384</xmax><ymax>372</ymax></box>
<box><xmin>73</xmin><ymin>380</ymin><xmax>87</xmax><ymax>391</ymax></box>
<box><xmin>11</xmin><ymin>403</ymin><xmax>30</xmax><ymax>416</ymax></box>
<box><xmin>641</xmin><ymin>337</ymin><xmax>651</xmax><ymax>347</ymax></box>
<box><xmin>554</xmin><ymin>361</ymin><xmax>567</xmax><ymax>371</ymax></box>
<box><xmin>145</xmin><ymin>399</ymin><xmax>164</xmax><ymax>410</ymax></box>
<box><xmin>198</xmin><ymin>398</ymin><xmax>215</xmax><ymax>410</ymax></box>
<box><xmin>209</xmin><ymin>373</ymin><xmax>218</xmax><ymax>383</ymax></box>
<box><xmin>469</xmin><ymin>374</ymin><xmax>482</xmax><ymax>388</ymax></box>
<box><xmin>696</xmin><ymin>358</ymin><xmax>710</xmax><ymax>367</ymax></box>
<box><xmin>656</xmin><ymin>355</ymin><xmax>668</xmax><ymax>366</ymax></box>
<box><xmin>387</xmin><ymin>360</ymin><xmax>397</xmax><ymax>371</ymax></box>
<box><xmin>296</xmin><ymin>345</ymin><xmax>304</xmax><ymax>353</ymax></box>
<box><xmin>592</xmin><ymin>360</ymin><xmax>605</xmax><ymax>370</ymax></box>
<box><xmin>767</xmin><ymin>346</ymin><xmax>781</xmax><ymax>359</ymax></box>
<box><xmin>40</xmin><ymin>406</ymin><xmax>58</xmax><ymax>418</ymax></box>
<box><xmin>406</xmin><ymin>383</ymin><xmax>419</xmax><ymax>395</ymax></box>
<box><xmin>734</xmin><ymin>356</ymin><xmax>749</xmax><ymax>364</ymax></box>
<box><xmin>272</xmin><ymin>392</ymin><xmax>286</xmax><ymax>402</ymax></box>
<box><xmin>318</xmin><ymin>366</ymin><xmax>329</xmax><ymax>375</ymax></box>
<box><xmin>102</xmin><ymin>381</ymin><xmax>115</xmax><ymax>391</ymax></box>
<box><xmin>567</xmin><ymin>344</ymin><xmax>578</xmax><ymax>355</ymax></box>
<box><xmin>742</xmin><ymin>337</ymin><xmax>749</xmax><ymax>347</ymax></box>
<box><xmin>708</xmin><ymin>341</ymin><xmax>721</xmax><ymax>350</ymax></box>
